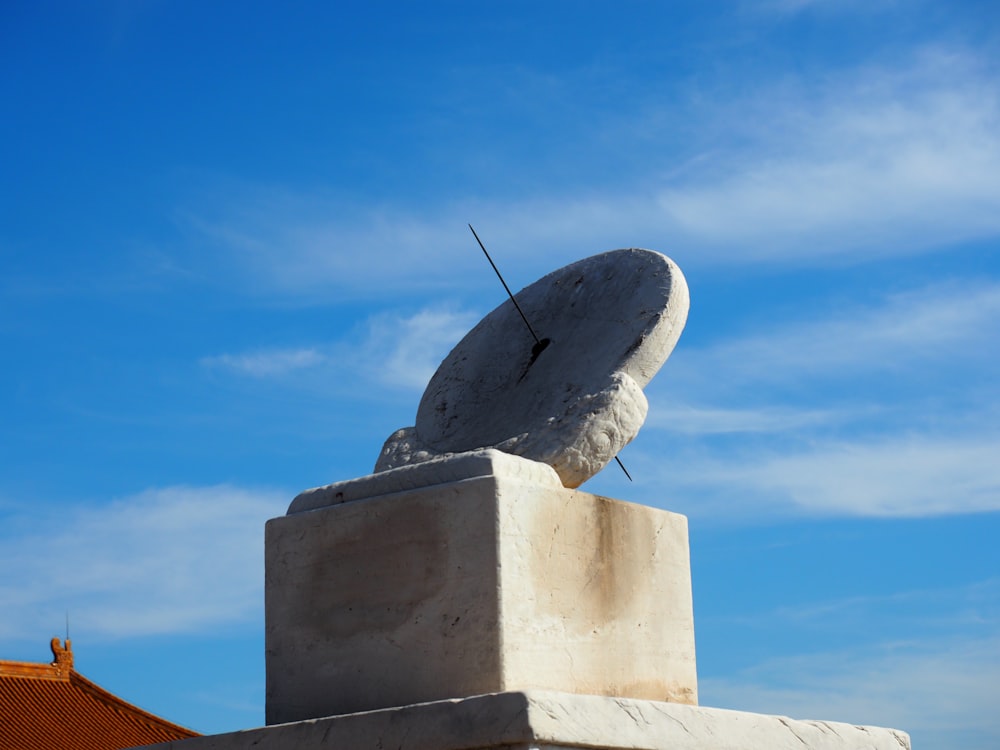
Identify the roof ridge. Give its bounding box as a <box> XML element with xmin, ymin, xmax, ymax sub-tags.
<box><xmin>0</xmin><ymin>638</ymin><xmax>73</xmax><ymax>681</ymax></box>
<box><xmin>69</xmin><ymin>669</ymin><xmax>200</xmax><ymax>736</ymax></box>
<box><xmin>0</xmin><ymin>660</ymin><xmax>64</xmax><ymax>679</ymax></box>
<box><xmin>0</xmin><ymin>637</ymin><xmax>200</xmax><ymax>747</ymax></box>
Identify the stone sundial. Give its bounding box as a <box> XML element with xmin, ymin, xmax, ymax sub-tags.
<box><xmin>375</xmin><ymin>246</ymin><xmax>689</xmax><ymax>488</ymax></box>
<box><xmin>266</xmin><ymin>238</ymin><xmax>905</xmax><ymax>747</ymax></box>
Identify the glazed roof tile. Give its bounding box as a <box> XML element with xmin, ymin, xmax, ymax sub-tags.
<box><xmin>0</xmin><ymin>638</ymin><xmax>199</xmax><ymax>750</ymax></box>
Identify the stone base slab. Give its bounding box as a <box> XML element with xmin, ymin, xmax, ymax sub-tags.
<box><xmin>266</xmin><ymin>451</ymin><xmax>697</xmax><ymax>724</ymax></box>
<box><xmin>142</xmin><ymin>690</ymin><xmax>911</xmax><ymax>750</ymax></box>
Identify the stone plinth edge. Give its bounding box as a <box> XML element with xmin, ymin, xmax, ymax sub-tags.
<box><xmin>141</xmin><ymin>690</ymin><xmax>911</xmax><ymax>750</ymax></box>
<box><xmin>267</xmin><ymin>474</ymin><xmax>696</xmax><ymax>721</ymax></box>
<box><xmin>288</xmin><ymin>448</ymin><xmax>561</xmax><ymax>514</ymax></box>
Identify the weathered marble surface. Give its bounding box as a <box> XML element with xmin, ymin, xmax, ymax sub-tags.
<box><xmin>376</xmin><ymin>248</ymin><xmax>689</xmax><ymax>488</ymax></box>
<box><xmin>288</xmin><ymin>448</ymin><xmax>561</xmax><ymax>514</ymax></box>
<box><xmin>266</xmin><ymin>452</ymin><xmax>696</xmax><ymax>725</ymax></box>
<box><xmin>141</xmin><ymin>690</ymin><xmax>912</xmax><ymax>750</ymax></box>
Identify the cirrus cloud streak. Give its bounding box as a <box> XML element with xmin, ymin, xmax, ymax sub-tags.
<box><xmin>0</xmin><ymin>485</ymin><xmax>286</xmax><ymax>642</ymax></box>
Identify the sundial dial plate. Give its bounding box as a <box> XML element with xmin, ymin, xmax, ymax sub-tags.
<box><xmin>378</xmin><ymin>248</ymin><xmax>689</xmax><ymax>487</ymax></box>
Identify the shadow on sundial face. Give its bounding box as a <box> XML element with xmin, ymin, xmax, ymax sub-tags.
<box><xmin>415</xmin><ymin>248</ymin><xmax>689</xmax><ymax>456</ymax></box>
<box><xmin>516</xmin><ymin>337</ymin><xmax>551</xmax><ymax>383</ymax></box>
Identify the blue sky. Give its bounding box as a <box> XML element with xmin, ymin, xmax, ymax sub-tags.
<box><xmin>2</xmin><ymin>1</ymin><xmax>998</xmax><ymax>747</ymax></box>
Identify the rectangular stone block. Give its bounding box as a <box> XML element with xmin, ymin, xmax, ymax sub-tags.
<box><xmin>265</xmin><ymin>452</ymin><xmax>697</xmax><ymax>724</ymax></box>
<box><xmin>143</xmin><ymin>690</ymin><xmax>912</xmax><ymax>750</ymax></box>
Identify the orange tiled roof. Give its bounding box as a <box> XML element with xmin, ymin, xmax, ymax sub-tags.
<box><xmin>0</xmin><ymin>638</ymin><xmax>199</xmax><ymax>750</ymax></box>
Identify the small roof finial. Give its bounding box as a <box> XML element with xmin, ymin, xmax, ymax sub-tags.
<box><xmin>50</xmin><ymin>636</ymin><xmax>74</xmax><ymax>674</ymax></box>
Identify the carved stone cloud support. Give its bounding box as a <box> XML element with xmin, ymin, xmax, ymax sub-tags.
<box><xmin>376</xmin><ymin>370</ymin><xmax>648</xmax><ymax>488</ymax></box>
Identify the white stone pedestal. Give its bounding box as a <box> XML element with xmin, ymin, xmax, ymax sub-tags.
<box><xmin>266</xmin><ymin>450</ymin><xmax>697</xmax><ymax>725</ymax></box>
<box><xmin>141</xmin><ymin>450</ymin><xmax>911</xmax><ymax>750</ymax></box>
<box><xmin>144</xmin><ymin>690</ymin><xmax>911</xmax><ymax>749</ymax></box>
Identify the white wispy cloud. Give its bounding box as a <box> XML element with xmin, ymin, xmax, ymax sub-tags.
<box><xmin>358</xmin><ymin>307</ymin><xmax>480</xmax><ymax>391</ymax></box>
<box><xmin>0</xmin><ymin>486</ymin><xmax>285</xmax><ymax>641</ymax></box>
<box><xmin>752</xmin><ymin>0</ymin><xmax>900</xmax><ymax>16</ymax></box>
<box><xmin>658</xmin><ymin>58</ymin><xmax>1000</xmax><ymax>260</ymax></box>
<box><xmin>646</xmin><ymin>404</ymin><xmax>848</xmax><ymax>434</ymax></box>
<box><xmin>182</xmin><ymin>47</ymin><xmax>1000</xmax><ymax>295</ymax></box>
<box><xmin>661</xmin><ymin>280</ymin><xmax>1000</xmax><ymax>392</ymax></box>
<box><xmin>698</xmin><ymin>580</ymin><xmax>1000</xmax><ymax>749</ymax></box>
<box><xmin>717</xmin><ymin>434</ymin><xmax>1000</xmax><ymax>517</ymax></box>
<box><xmin>756</xmin><ymin>578</ymin><xmax>1000</xmax><ymax>634</ymax></box>
<box><xmin>201</xmin><ymin>347</ymin><xmax>326</xmax><ymax>377</ymax></box>
<box><xmin>197</xmin><ymin>306</ymin><xmax>478</xmax><ymax>397</ymax></box>
<box><xmin>183</xmin><ymin>195</ymin><xmax>490</xmax><ymax>298</ymax></box>
<box><xmin>701</xmin><ymin>635</ymin><xmax>1000</xmax><ymax>750</ymax></box>
<box><xmin>625</xmin><ymin>275</ymin><xmax>1000</xmax><ymax>519</ymax></box>
<box><xmin>640</xmin><ymin>431</ymin><xmax>1000</xmax><ymax>518</ymax></box>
